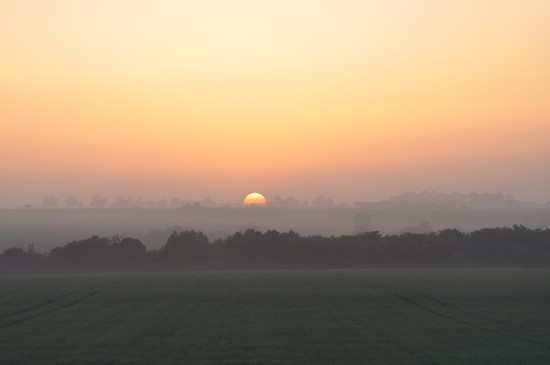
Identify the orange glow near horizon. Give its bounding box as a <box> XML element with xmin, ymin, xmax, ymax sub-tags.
<box><xmin>1</xmin><ymin>1</ymin><xmax>550</xmax><ymax>206</ymax></box>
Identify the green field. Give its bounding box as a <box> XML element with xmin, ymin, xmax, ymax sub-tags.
<box><xmin>1</xmin><ymin>270</ymin><xmax>549</xmax><ymax>364</ymax></box>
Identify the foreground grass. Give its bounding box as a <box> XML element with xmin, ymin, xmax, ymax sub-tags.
<box><xmin>0</xmin><ymin>269</ymin><xmax>549</xmax><ymax>364</ymax></box>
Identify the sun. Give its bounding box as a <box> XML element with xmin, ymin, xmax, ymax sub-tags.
<box><xmin>243</xmin><ymin>193</ymin><xmax>267</xmax><ymax>206</ymax></box>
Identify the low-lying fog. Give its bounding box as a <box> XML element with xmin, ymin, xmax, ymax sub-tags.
<box><xmin>2</xmin><ymin>192</ymin><xmax>549</xmax><ymax>252</ymax></box>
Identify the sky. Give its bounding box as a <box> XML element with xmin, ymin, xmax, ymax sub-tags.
<box><xmin>1</xmin><ymin>0</ymin><xmax>550</xmax><ymax>207</ymax></box>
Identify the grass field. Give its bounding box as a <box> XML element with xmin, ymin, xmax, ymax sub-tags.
<box><xmin>0</xmin><ymin>269</ymin><xmax>549</xmax><ymax>364</ymax></box>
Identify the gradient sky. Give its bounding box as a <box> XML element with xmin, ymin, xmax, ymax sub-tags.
<box><xmin>1</xmin><ymin>0</ymin><xmax>550</xmax><ymax>207</ymax></box>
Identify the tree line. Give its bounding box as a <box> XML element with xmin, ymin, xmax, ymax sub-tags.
<box><xmin>1</xmin><ymin>225</ymin><xmax>550</xmax><ymax>274</ymax></box>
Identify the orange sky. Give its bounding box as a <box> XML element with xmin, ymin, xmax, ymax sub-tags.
<box><xmin>1</xmin><ymin>0</ymin><xmax>550</xmax><ymax>206</ymax></box>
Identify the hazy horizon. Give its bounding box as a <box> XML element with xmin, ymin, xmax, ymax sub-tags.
<box><xmin>2</xmin><ymin>190</ymin><xmax>549</xmax><ymax>210</ymax></box>
<box><xmin>2</xmin><ymin>0</ymin><xmax>549</xmax><ymax>207</ymax></box>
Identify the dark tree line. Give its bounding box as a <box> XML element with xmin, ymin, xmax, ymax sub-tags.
<box><xmin>1</xmin><ymin>225</ymin><xmax>550</xmax><ymax>274</ymax></box>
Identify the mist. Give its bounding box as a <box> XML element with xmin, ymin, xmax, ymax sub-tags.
<box><xmin>2</xmin><ymin>191</ymin><xmax>549</xmax><ymax>253</ymax></box>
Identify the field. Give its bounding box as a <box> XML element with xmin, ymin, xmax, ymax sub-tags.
<box><xmin>1</xmin><ymin>270</ymin><xmax>549</xmax><ymax>364</ymax></box>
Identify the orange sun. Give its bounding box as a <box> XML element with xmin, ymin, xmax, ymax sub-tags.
<box><xmin>243</xmin><ymin>193</ymin><xmax>267</xmax><ymax>206</ymax></box>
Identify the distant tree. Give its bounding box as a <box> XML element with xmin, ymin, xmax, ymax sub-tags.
<box><xmin>200</xmin><ymin>198</ymin><xmax>217</xmax><ymax>207</ymax></box>
<box><xmin>27</xmin><ymin>243</ymin><xmax>36</xmax><ymax>255</ymax></box>
<box><xmin>90</xmin><ymin>194</ymin><xmax>108</xmax><ymax>208</ymax></box>
<box><xmin>283</xmin><ymin>197</ymin><xmax>302</xmax><ymax>207</ymax></box>
<box><xmin>111</xmin><ymin>196</ymin><xmax>134</xmax><ymax>208</ymax></box>
<box><xmin>132</xmin><ymin>197</ymin><xmax>156</xmax><ymax>207</ymax></box>
<box><xmin>169</xmin><ymin>197</ymin><xmax>192</xmax><ymax>207</ymax></box>
<box><xmin>269</xmin><ymin>196</ymin><xmax>304</xmax><ymax>207</ymax></box>
<box><xmin>42</xmin><ymin>195</ymin><xmax>59</xmax><ymax>208</ymax></box>
<box><xmin>312</xmin><ymin>195</ymin><xmax>334</xmax><ymax>207</ymax></box>
<box><xmin>65</xmin><ymin>195</ymin><xmax>84</xmax><ymax>208</ymax></box>
<box><xmin>270</xmin><ymin>195</ymin><xmax>284</xmax><ymax>206</ymax></box>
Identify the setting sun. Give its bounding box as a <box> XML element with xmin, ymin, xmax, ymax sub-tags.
<box><xmin>243</xmin><ymin>193</ymin><xmax>267</xmax><ymax>206</ymax></box>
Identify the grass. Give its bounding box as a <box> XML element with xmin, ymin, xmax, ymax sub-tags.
<box><xmin>0</xmin><ymin>269</ymin><xmax>549</xmax><ymax>364</ymax></box>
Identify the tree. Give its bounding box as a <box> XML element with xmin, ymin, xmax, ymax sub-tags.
<box><xmin>90</xmin><ymin>194</ymin><xmax>108</xmax><ymax>208</ymax></box>
<box><xmin>49</xmin><ymin>235</ymin><xmax>111</xmax><ymax>272</ymax></box>
<box><xmin>162</xmin><ymin>230</ymin><xmax>210</xmax><ymax>265</ymax></box>
<box><xmin>312</xmin><ymin>195</ymin><xmax>334</xmax><ymax>207</ymax></box>
<box><xmin>0</xmin><ymin>247</ymin><xmax>28</xmax><ymax>274</ymax></box>
<box><xmin>111</xmin><ymin>237</ymin><xmax>147</xmax><ymax>269</ymax></box>
<box><xmin>42</xmin><ymin>195</ymin><xmax>59</xmax><ymax>208</ymax></box>
<box><xmin>65</xmin><ymin>195</ymin><xmax>84</xmax><ymax>208</ymax></box>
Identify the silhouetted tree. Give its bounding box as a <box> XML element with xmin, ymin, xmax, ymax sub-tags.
<box><xmin>49</xmin><ymin>235</ymin><xmax>111</xmax><ymax>272</ymax></box>
<box><xmin>111</xmin><ymin>237</ymin><xmax>147</xmax><ymax>270</ymax></box>
<box><xmin>162</xmin><ymin>230</ymin><xmax>211</xmax><ymax>267</ymax></box>
<box><xmin>0</xmin><ymin>247</ymin><xmax>28</xmax><ymax>274</ymax></box>
<box><xmin>2</xmin><ymin>226</ymin><xmax>550</xmax><ymax>274</ymax></box>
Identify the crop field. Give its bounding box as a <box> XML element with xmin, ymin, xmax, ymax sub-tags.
<box><xmin>1</xmin><ymin>269</ymin><xmax>549</xmax><ymax>364</ymax></box>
